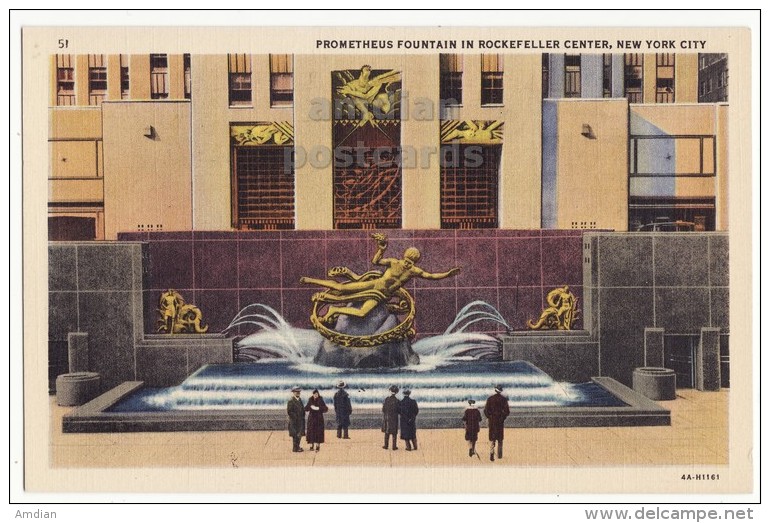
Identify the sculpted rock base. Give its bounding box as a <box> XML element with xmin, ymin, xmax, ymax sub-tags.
<box><xmin>313</xmin><ymin>303</ymin><xmax>420</xmax><ymax>368</ymax></box>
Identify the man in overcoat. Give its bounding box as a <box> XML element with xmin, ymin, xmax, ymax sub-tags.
<box><xmin>483</xmin><ymin>384</ymin><xmax>510</xmax><ymax>461</ymax></box>
<box><xmin>398</xmin><ymin>389</ymin><xmax>419</xmax><ymax>451</ymax></box>
<box><xmin>333</xmin><ymin>380</ymin><xmax>353</xmax><ymax>439</ymax></box>
<box><xmin>382</xmin><ymin>385</ymin><xmax>400</xmax><ymax>450</ymax></box>
<box><xmin>287</xmin><ymin>386</ymin><xmax>306</xmax><ymax>452</ymax></box>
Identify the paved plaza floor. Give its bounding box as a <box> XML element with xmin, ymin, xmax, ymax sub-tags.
<box><xmin>50</xmin><ymin>389</ymin><xmax>727</xmax><ymax>469</ymax></box>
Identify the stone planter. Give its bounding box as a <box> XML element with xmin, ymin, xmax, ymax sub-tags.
<box><xmin>55</xmin><ymin>372</ymin><xmax>101</xmax><ymax>406</ymax></box>
<box><xmin>632</xmin><ymin>367</ymin><xmax>676</xmax><ymax>401</ymax></box>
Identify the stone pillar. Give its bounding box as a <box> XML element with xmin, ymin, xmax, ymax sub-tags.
<box><xmin>67</xmin><ymin>332</ymin><xmax>89</xmax><ymax>372</ymax></box>
<box><xmin>548</xmin><ymin>54</ymin><xmax>565</xmax><ymax>98</ymax></box>
<box><xmin>580</xmin><ymin>54</ymin><xmax>604</xmax><ymax>98</ymax></box>
<box><xmin>644</xmin><ymin>328</ymin><xmax>665</xmax><ymax>367</ymax></box>
<box><xmin>696</xmin><ymin>327</ymin><xmax>721</xmax><ymax>391</ymax></box>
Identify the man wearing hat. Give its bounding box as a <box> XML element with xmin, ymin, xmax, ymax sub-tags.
<box><xmin>287</xmin><ymin>386</ymin><xmax>306</xmax><ymax>453</ymax></box>
<box><xmin>462</xmin><ymin>399</ymin><xmax>482</xmax><ymax>458</ymax></box>
<box><xmin>381</xmin><ymin>385</ymin><xmax>400</xmax><ymax>450</ymax></box>
<box><xmin>484</xmin><ymin>384</ymin><xmax>510</xmax><ymax>461</ymax></box>
<box><xmin>333</xmin><ymin>380</ymin><xmax>353</xmax><ymax>439</ymax></box>
<box><xmin>398</xmin><ymin>389</ymin><xmax>419</xmax><ymax>451</ymax></box>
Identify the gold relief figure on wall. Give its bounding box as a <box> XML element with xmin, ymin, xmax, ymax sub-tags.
<box><xmin>527</xmin><ymin>286</ymin><xmax>579</xmax><ymax>331</ymax></box>
<box><xmin>335</xmin><ymin>65</ymin><xmax>401</xmax><ymax>129</ymax></box>
<box><xmin>331</xmin><ymin>66</ymin><xmax>403</xmax><ymax>229</ymax></box>
<box><xmin>157</xmin><ymin>289</ymin><xmax>209</xmax><ymax>334</ymax></box>
<box><xmin>300</xmin><ymin>233</ymin><xmax>460</xmax><ymax>347</ymax></box>
<box><xmin>441</xmin><ymin>120</ymin><xmax>504</xmax><ymax>144</ymax></box>
<box><xmin>230</xmin><ymin>122</ymin><xmax>294</xmax><ymax>146</ymax></box>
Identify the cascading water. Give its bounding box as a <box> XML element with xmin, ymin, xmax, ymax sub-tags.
<box><xmin>107</xmin><ymin>302</ymin><xmax>628</xmax><ymax>413</ymax></box>
<box><xmin>225</xmin><ymin>304</ymin><xmax>320</xmax><ymax>361</ymax></box>
<box><xmin>226</xmin><ymin>301</ymin><xmax>508</xmax><ymax>365</ymax></box>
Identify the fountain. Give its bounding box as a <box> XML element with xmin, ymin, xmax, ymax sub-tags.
<box><xmin>296</xmin><ymin>233</ymin><xmax>460</xmax><ymax>367</ymax></box>
<box><xmin>61</xmin><ymin>235</ymin><xmax>670</xmax><ymax>433</ymax></box>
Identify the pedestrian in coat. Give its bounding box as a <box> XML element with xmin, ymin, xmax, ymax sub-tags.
<box><xmin>305</xmin><ymin>389</ymin><xmax>329</xmax><ymax>451</ymax></box>
<box><xmin>462</xmin><ymin>399</ymin><xmax>482</xmax><ymax>458</ymax></box>
<box><xmin>398</xmin><ymin>389</ymin><xmax>419</xmax><ymax>451</ymax></box>
<box><xmin>483</xmin><ymin>384</ymin><xmax>510</xmax><ymax>461</ymax></box>
<box><xmin>382</xmin><ymin>385</ymin><xmax>400</xmax><ymax>450</ymax></box>
<box><xmin>287</xmin><ymin>386</ymin><xmax>305</xmax><ymax>453</ymax></box>
<box><xmin>333</xmin><ymin>380</ymin><xmax>353</xmax><ymax>439</ymax></box>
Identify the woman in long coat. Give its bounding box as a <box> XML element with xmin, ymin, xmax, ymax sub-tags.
<box><xmin>305</xmin><ymin>389</ymin><xmax>329</xmax><ymax>451</ymax></box>
<box><xmin>398</xmin><ymin>389</ymin><xmax>419</xmax><ymax>451</ymax></box>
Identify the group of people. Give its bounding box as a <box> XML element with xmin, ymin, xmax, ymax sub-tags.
<box><xmin>381</xmin><ymin>385</ymin><xmax>419</xmax><ymax>451</ymax></box>
<box><xmin>287</xmin><ymin>380</ymin><xmax>353</xmax><ymax>452</ymax></box>
<box><xmin>463</xmin><ymin>384</ymin><xmax>510</xmax><ymax>461</ymax></box>
<box><xmin>287</xmin><ymin>382</ymin><xmax>510</xmax><ymax>462</ymax></box>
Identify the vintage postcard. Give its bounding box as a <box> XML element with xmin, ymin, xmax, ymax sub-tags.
<box><xmin>14</xmin><ymin>11</ymin><xmax>758</xmax><ymax>503</ymax></box>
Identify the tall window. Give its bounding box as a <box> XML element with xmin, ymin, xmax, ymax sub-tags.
<box><xmin>150</xmin><ymin>54</ymin><xmax>169</xmax><ymax>99</ymax></box>
<box><xmin>602</xmin><ymin>54</ymin><xmax>612</xmax><ymax>98</ymax></box>
<box><xmin>481</xmin><ymin>54</ymin><xmax>503</xmax><ymax>105</ymax></box>
<box><xmin>656</xmin><ymin>53</ymin><xmax>675</xmax><ymax>103</ymax></box>
<box><xmin>87</xmin><ymin>54</ymin><xmax>107</xmax><ymax>106</ymax></box>
<box><xmin>440</xmin><ymin>145</ymin><xmax>501</xmax><ymax>229</ymax></box>
<box><xmin>231</xmin><ymin>145</ymin><xmax>295</xmax><ymax>230</ymax></box>
<box><xmin>624</xmin><ymin>53</ymin><xmax>644</xmax><ymax>103</ymax></box>
<box><xmin>228</xmin><ymin>54</ymin><xmax>252</xmax><ymax>106</ymax></box>
<box><xmin>183</xmin><ymin>54</ymin><xmax>192</xmax><ymax>100</ymax></box>
<box><xmin>564</xmin><ymin>54</ymin><xmax>581</xmax><ymax>98</ymax></box>
<box><xmin>55</xmin><ymin>54</ymin><xmax>75</xmax><ymax>106</ymax></box>
<box><xmin>440</xmin><ymin>54</ymin><xmax>463</xmax><ymax>105</ymax></box>
<box><xmin>269</xmin><ymin>54</ymin><xmax>293</xmax><ymax>106</ymax></box>
<box><xmin>120</xmin><ymin>54</ymin><xmax>130</xmax><ymax>99</ymax></box>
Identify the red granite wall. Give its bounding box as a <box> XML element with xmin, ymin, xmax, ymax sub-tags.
<box><xmin>118</xmin><ymin>229</ymin><xmax>585</xmax><ymax>336</ymax></box>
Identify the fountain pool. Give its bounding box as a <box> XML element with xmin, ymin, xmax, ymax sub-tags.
<box><xmin>107</xmin><ymin>360</ymin><xmax>627</xmax><ymax>412</ymax></box>
<box><xmin>61</xmin><ymin>302</ymin><xmax>670</xmax><ymax>432</ymax></box>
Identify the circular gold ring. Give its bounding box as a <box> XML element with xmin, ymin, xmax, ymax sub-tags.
<box><xmin>310</xmin><ymin>288</ymin><xmax>416</xmax><ymax>348</ymax></box>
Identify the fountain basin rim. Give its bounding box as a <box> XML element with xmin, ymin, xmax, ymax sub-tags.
<box><xmin>144</xmin><ymin>333</ymin><xmax>229</xmax><ymax>340</ymax></box>
<box><xmin>501</xmin><ymin>330</ymin><xmax>593</xmax><ymax>338</ymax></box>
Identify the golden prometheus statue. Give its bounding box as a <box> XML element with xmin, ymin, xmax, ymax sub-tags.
<box><xmin>300</xmin><ymin>233</ymin><xmax>460</xmax><ymax>348</ymax></box>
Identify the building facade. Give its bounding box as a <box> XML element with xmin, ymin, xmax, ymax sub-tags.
<box><xmin>48</xmin><ymin>52</ymin><xmax>728</xmax><ymax>240</ymax></box>
<box><xmin>698</xmin><ymin>53</ymin><xmax>729</xmax><ymax>103</ymax></box>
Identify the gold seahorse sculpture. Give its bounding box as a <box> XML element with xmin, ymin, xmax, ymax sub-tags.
<box><xmin>157</xmin><ymin>289</ymin><xmax>209</xmax><ymax>334</ymax></box>
<box><xmin>527</xmin><ymin>286</ymin><xmax>579</xmax><ymax>331</ymax></box>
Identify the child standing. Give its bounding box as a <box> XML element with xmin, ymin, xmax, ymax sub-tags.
<box><xmin>462</xmin><ymin>399</ymin><xmax>482</xmax><ymax>458</ymax></box>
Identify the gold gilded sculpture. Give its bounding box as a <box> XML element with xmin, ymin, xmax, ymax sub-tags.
<box><xmin>527</xmin><ymin>286</ymin><xmax>579</xmax><ymax>331</ymax></box>
<box><xmin>440</xmin><ymin>120</ymin><xmax>504</xmax><ymax>144</ymax></box>
<box><xmin>335</xmin><ymin>66</ymin><xmax>401</xmax><ymax>128</ymax></box>
<box><xmin>157</xmin><ymin>290</ymin><xmax>209</xmax><ymax>334</ymax></box>
<box><xmin>300</xmin><ymin>233</ymin><xmax>460</xmax><ymax>347</ymax></box>
<box><xmin>230</xmin><ymin>122</ymin><xmax>294</xmax><ymax>146</ymax></box>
